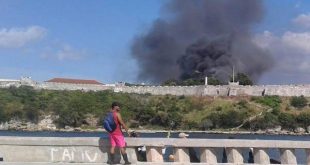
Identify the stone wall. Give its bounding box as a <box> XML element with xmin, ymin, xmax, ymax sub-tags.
<box><xmin>0</xmin><ymin>137</ymin><xmax>131</xmax><ymax>163</ymax></box>
<box><xmin>264</xmin><ymin>85</ymin><xmax>310</xmax><ymax>96</ymax></box>
<box><xmin>114</xmin><ymin>85</ymin><xmax>205</xmax><ymax>96</ymax></box>
<box><xmin>116</xmin><ymin>85</ymin><xmax>310</xmax><ymax>97</ymax></box>
<box><xmin>1</xmin><ymin>77</ymin><xmax>310</xmax><ymax>96</ymax></box>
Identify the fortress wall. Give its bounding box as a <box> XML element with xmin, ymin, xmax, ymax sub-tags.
<box><xmin>115</xmin><ymin>86</ymin><xmax>205</xmax><ymax>96</ymax></box>
<box><xmin>2</xmin><ymin>79</ymin><xmax>310</xmax><ymax>97</ymax></box>
<box><xmin>203</xmin><ymin>86</ymin><xmax>229</xmax><ymax>96</ymax></box>
<box><xmin>264</xmin><ymin>85</ymin><xmax>310</xmax><ymax>96</ymax></box>
<box><xmin>228</xmin><ymin>86</ymin><xmax>265</xmax><ymax>96</ymax></box>
<box><xmin>116</xmin><ymin>85</ymin><xmax>310</xmax><ymax>97</ymax></box>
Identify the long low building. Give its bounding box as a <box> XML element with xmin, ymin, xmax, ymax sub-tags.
<box><xmin>45</xmin><ymin>78</ymin><xmax>104</xmax><ymax>85</ymax></box>
<box><xmin>40</xmin><ymin>78</ymin><xmax>112</xmax><ymax>91</ymax></box>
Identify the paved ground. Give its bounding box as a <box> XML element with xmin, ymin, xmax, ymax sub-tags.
<box><xmin>0</xmin><ymin>163</ymin><xmax>203</xmax><ymax>165</ymax></box>
<box><xmin>0</xmin><ymin>163</ymin><xmax>281</xmax><ymax>165</ymax></box>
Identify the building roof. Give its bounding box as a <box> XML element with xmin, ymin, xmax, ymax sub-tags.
<box><xmin>45</xmin><ymin>78</ymin><xmax>103</xmax><ymax>85</ymax></box>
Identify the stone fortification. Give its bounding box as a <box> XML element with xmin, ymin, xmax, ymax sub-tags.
<box><xmin>1</xmin><ymin>77</ymin><xmax>310</xmax><ymax>96</ymax></box>
<box><xmin>116</xmin><ymin>85</ymin><xmax>310</xmax><ymax>97</ymax></box>
<box><xmin>264</xmin><ymin>85</ymin><xmax>310</xmax><ymax>96</ymax></box>
<box><xmin>114</xmin><ymin>85</ymin><xmax>206</xmax><ymax>96</ymax></box>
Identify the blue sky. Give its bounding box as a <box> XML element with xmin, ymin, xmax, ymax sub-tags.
<box><xmin>0</xmin><ymin>0</ymin><xmax>310</xmax><ymax>84</ymax></box>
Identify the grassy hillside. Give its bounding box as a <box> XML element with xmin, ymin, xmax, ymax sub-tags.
<box><xmin>0</xmin><ymin>86</ymin><xmax>309</xmax><ymax>131</ymax></box>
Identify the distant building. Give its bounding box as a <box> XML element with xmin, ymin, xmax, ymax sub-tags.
<box><xmin>20</xmin><ymin>77</ymin><xmax>37</xmax><ymax>86</ymax></box>
<box><xmin>45</xmin><ymin>78</ymin><xmax>103</xmax><ymax>85</ymax></box>
<box><xmin>0</xmin><ymin>79</ymin><xmax>20</xmax><ymax>82</ymax></box>
<box><xmin>0</xmin><ymin>77</ymin><xmax>36</xmax><ymax>87</ymax></box>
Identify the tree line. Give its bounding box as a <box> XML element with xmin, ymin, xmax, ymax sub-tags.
<box><xmin>0</xmin><ymin>86</ymin><xmax>309</xmax><ymax>131</ymax></box>
<box><xmin>162</xmin><ymin>73</ymin><xmax>253</xmax><ymax>86</ymax></box>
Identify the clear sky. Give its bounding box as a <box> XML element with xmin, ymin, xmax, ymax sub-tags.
<box><xmin>0</xmin><ymin>0</ymin><xmax>310</xmax><ymax>84</ymax></box>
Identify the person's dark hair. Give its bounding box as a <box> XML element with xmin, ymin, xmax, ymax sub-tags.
<box><xmin>111</xmin><ymin>102</ymin><xmax>120</xmax><ymax>109</ymax></box>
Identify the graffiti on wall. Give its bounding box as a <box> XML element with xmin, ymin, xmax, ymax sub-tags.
<box><xmin>50</xmin><ymin>148</ymin><xmax>99</xmax><ymax>162</ymax></box>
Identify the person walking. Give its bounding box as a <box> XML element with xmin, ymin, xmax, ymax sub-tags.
<box><xmin>108</xmin><ymin>102</ymin><xmax>131</xmax><ymax>164</ymax></box>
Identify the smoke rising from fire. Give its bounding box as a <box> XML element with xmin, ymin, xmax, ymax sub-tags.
<box><xmin>131</xmin><ymin>0</ymin><xmax>273</xmax><ymax>84</ymax></box>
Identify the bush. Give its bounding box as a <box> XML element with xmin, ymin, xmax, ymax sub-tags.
<box><xmin>135</xmin><ymin>107</ymin><xmax>155</xmax><ymax>125</ymax></box>
<box><xmin>207</xmin><ymin>77</ymin><xmax>221</xmax><ymax>85</ymax></box>
<box><xmin>206</xmin><ymin>110</ymin><xmax>247</xmax><ymax>129</ymax></box>
<box><xmin>237</xmin><ymin>100</ymin><xmax>248</xmax><ymax>108</ymax></box>
<box><xmin>24</xmin><ymin>106</ymin><xmax>40</xmax><ymax>123</ymax></box>
<box><xmin>290</xmin><ymin>96</ymin><xmax>308</xmax><ymax>109</ymax></box>
<box><xmin>231</xmin><ymin>73</ymin><xmax>253</xmax><ymax>85</ymax></box>
<box><xmin>200</xmin><ymin>119</ymin><xmax>213</xmax><ymax>130</ymax></box>
<box><xmin>161</xmin><ymin>79</ymin><xmax>178</xmax><ymax>86</ymax></box>
<box><xmin>253</xmin><ymin>96</ymin><xmax>281</xmax><ymax>114</ymax></box>
<box><xmin>183</xmin><ymin>120</ymin><xmax>200</xmax><ymax>130</ymax></box>
<box><xmin>248</xmin><ymin>112</ymin><xmax>279</xmax><ymax>130</ymax></box>
<box><xmin>0</xmin><ymin>106</ymin><xmax>7</xmax><ymax>122</ymax></box>
<box><xmin>278</xmin><ymin>113</ymin><xmax>296</xmax><ymax>130</ymax></box>
<box><xmin>296</xmin><ymin>112</ymin><xmax>310</xmax><ymax>128</ymax></box>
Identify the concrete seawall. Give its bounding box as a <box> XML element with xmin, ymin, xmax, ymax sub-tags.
<box><xmin>0</xmin><ymin>136</ymin><xmax>309</xmax><ymax>164</ymax></box>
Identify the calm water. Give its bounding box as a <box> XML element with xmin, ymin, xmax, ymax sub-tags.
<box><xmin>0</xmin><ymin>131</ymin><xmax>309</xmax><ymax>164</ymax></box>
<box><xmin>0</xmin><ymin>130</ymin><xmax>309</xmax><ymax>140</ymax></box>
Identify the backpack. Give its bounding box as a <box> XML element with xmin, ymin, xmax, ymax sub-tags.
<box><xmin>103</xmin><ymin>112</ymin><xmax>117</xmax><ymax>133</ymax></box>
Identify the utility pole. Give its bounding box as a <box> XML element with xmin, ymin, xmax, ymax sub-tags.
<box><xmin>232</xmin><ymin>66</ymin><xmax>235</xmax><ymax>83</ymax></box>
<box><xmin>229</xmin><ymin>66</ymin><xmax>239</xmax><ymax>86</ymax></box>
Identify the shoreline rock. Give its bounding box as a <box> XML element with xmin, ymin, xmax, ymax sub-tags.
<box><xmin>1</xmin><ymin>127</ymin><xmax>309</xmax><ymax>136</ymax></box>
<box><xmin>1</xmin><ymin>119</ymin><xmax>310</xmax><ymax>136</ymax></box>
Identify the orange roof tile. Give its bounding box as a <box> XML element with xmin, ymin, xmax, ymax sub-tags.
<box><xmin>45</xmin><ymin>78</ymin><xmax>103</xmax><ymax>85</ymax></box>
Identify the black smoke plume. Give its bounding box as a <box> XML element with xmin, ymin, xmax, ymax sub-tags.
<box><xmin>131</xmin><ymin>0</ymin><xmax>273</xmax><ymax>84</ymax></box>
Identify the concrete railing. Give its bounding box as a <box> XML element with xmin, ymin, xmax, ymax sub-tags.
<box><xmin>129</xmin><ymin>138</ymin><xmax>310</xmax><ymax>164</ymax></box>
<box><xmin>0</xmin><ymin>137</ymin><xmax>309</xmax><ymax>164</ymax></box>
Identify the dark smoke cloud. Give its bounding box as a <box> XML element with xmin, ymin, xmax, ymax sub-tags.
<box><xmin>131</xmin><ymin>0</ymin><xmax>273</xmax><ymax>84</ymax></box>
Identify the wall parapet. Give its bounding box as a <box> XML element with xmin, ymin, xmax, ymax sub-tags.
<box><xmin>116</xmin><ymin>85</ymin><xmax>310</xmax><ymax>97</ymax></box>
<box><xmin>0</xmin><ymin>136</ymin><xmax>309</xmax><ymax>164</ymax></box>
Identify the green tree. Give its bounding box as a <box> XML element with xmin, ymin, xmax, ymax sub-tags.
<box><xmin>162</xmin><ymin>79</ymin><xmax>179</xmax><ymax>86</ymax></box>
<box><xmin>231</xmin><ymin>73</ymin><xmax>253</xmax><ymax>85</ymax></box>
<box><xmin>207</xmin><ymin>77</ymin><xmax>221</xmax><ymax>85</ymax></box>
